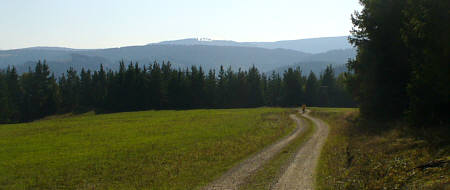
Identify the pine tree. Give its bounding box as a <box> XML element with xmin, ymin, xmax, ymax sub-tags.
<box><xmin>79</xmin><ymin>68</ymin><xmax>93</xmax><ymax>110</ymax></box>
<box><xmin>0</xmin><ymin>71</ymin><xmax>10</xmax><ymax>123</ymax></box>
<box><xmin>402</xmin><ymin>0</ymin><xmax>449</xmax><ymax>125</ymax></box>
<box><xmin>149</xmin><ymin>61</ymin><xmax>164</xmax><ymax>109</ymax></box>
<box><xmin>93</xmin><ymin>64</ymin><xmax>107</xmax><ymax>110</ymax></box>
<box><xmin>267</xmin><ymin>71</ymin><xmax>282</xmax><ymax>106</ymax></box>
<box><xmin>305</xmin><ymin>71</ymin><xmax>319</xmax><ymax>106</ymax></box>
<box><xmin>205</xmin><ymin>69</ymin><xmax>217</xmax><ymax>107</ymax></box>
<box><xmin>282</xmin><ymin>67</ymin><xmax>304</xmax><ymax>107</ymax></box>
<box><xmin>190</xmin><ymin>66</ymin><xmax>206</xmax><ymax>108</ymax></box>
<box><xmin>247</xmin><ymin>65</ymin><xmax>263</xmax><ymax>107</ymax></box>
<box><xmin>59</xmin><ymin>67</ymin><xmax>80</xmax><ymax>112</ymax></box>
<box><xmin>320</xmin><ymin>65</ymin><xmax>336</xmax><ymax>107</ymax></box>
<box><xmin>217</xmin><ymin>66</ymin><xmax>227</xmax><ymax>108</ymax></box>
<box><xmin>19</xmin><ymin>61</ymin><xmax>58</xmax><ymax>120</ymax></box>
<box><xmin>5</xmin><ymin>67</ymin><xmax>22</xmax><ymax>121</ymax></box>
<box><xmin>348</xmin><ymin>0</ymin><xmax>410</xmax><ymax>120</ymax></box>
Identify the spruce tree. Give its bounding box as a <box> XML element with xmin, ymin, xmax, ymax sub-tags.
<box><xmin>0</xmin><ymin>71</ymin><xmax>10</xmax><ymax>123</ymax></box>
<box><xmin>305</xmin><ymin>71</ymin><xmax>319</xmax><ymax>106</ymax></box>
<box><xmin>5</xmin><ymin>67</ymin><xmax>22</xmax><ymax>121</ymax></box>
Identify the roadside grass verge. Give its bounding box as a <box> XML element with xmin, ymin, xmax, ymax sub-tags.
<box><xmin>0</xmin><ymin>108</ymin><xmax>295</xmax><ymax>190</ymax></box>
<box><xmin>240</xmin><ymin>113</ymin><xmax>316</xmax><ymax>190</ymax></box>
<box><xmin>312</xmin><ymin>107</ymin><xmax>449</xmax><ymax>189</ymax></box>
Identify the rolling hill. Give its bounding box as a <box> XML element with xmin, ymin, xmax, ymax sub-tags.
<box><xmin>157</xmin><ymin>36</ymin><xmax>352</xmax><ymax>54</ymax></box>
<box><xmin>269</xmin><ymin>48</ymin><xmax>356</xmax><ymax>75</ymax></box>
<box><xmin>0</xmin><ymin>37</ymin><xmax>356</xmax><ymax>76</ymax></box>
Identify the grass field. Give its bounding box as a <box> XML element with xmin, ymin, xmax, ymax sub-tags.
<box><xmin>311</xmin><ymin>107</ymin><xmax>449</xmax><ymax>189</ymax></box>
<box><xmin>0</xmin><ymin>108</ymin><xmax>295</xmax><ymax>190</ymax></box>
<box><xmin>240</xmin><ymin>113</ymin><xmax>316</xmax><ymax>190</ymax></box>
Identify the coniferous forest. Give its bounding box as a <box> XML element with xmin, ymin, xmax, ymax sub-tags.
<box><xmin>346</xmin><ymin>0</ymin><xmax>449</xmax><ymax>126</ymax></box>
<box><xmin>0</xmin><ymin>61</ymin><xmax>354</xmax><ymax>123</ymax></box>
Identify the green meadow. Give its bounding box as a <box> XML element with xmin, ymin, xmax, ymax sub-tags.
<box><xmin>0</xmin><ymin>108</ymin><xmax>295</xmax><ymax>190</ymax></box>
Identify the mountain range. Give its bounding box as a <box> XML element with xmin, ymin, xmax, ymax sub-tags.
<box><xmin>157</xmin><ymin>36</ymin><xmax>352</xmax><ymax>54</ymax></box>
<box><xmin>0</xmin><ymin>36</ymin><xmax>355</xmax><ymax>76</ymax></box>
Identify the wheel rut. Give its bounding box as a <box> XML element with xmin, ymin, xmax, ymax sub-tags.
<box><xmin>203</xmin><ymin>112</ymin><xmax>307</xmax><ymax>190</ymax></box>
<box><xmin>203</xmin><ymin>110</ymin><xmax>329</xmax><ymax>190</ymax></box>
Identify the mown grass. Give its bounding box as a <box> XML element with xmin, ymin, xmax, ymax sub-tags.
<box><xmin>312</xmin><ymin>107</ymin><xmax>450</xmax><ymax>190</ymax></box>
<box><xmin>240</xmin><ymin>113</ymin><xmax>316</xmax><ymax>190</ymax></box>
<box><xmin>0</xmin><ymin>108</ymin><xmax>295</xmax><ymax>190</ymax></box>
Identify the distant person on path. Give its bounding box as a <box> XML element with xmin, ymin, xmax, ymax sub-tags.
<box><xmin>301</xmin><ymin>104</ymin><xmax>306</xmax><ymax>114</ymax></box>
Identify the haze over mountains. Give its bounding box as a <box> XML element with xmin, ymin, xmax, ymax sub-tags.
<box><xmin>0</xmin><ymin>36</ymin><xmax>355</xmax><ymax>76</ymax></box>
<box><xmin>157</xmin><ymin>36</ymin><xmax>352</xmax><ymax>54</ymax></box>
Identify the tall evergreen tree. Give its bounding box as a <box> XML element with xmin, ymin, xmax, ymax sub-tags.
<box><xmin>266</xmin><ymin>71</ymin><xmax>282</xmax><ymax>106</ymax></box>
<box><xmin>190</xmin><ymin>66</ymin><xmax>206</xmax><ymax>108</ymax></box>
<box><xmin>92</xmin><ymin>64</ymin><xmax>107</xmax><ymax>110</ymax></box>
<box><xmin>305</xmin><ymin>71</ymin><xmax>319</xmax><ymax>106</ymax></box>
<box><xmin>0</xmin><ymin>71</ymin><xmax>10</xmax><ymax>123</ymax></box>
<box><xmin>282</xmin><ymin>67</ymin><xmax>304</xmax><ymax>107</ymax></box>
<box><xmin>319</xmin><ymin>65</ymin><xmax>337</xmax><ymax>107</ymax></box>
<box><xmin>79</xmin><ymin>68</ymin><xmax>93</xmax><ymax>110</ymax></box>
<box><xmin>348</xmin><ymin>0</ymin><xmax>410</xmax><ymax>120</ymax></box>
<box><xmin>401</xmin><ymin>0</ymin><xmax>449</xmax><ymax>125</ymax></box>
<box><xmin>149</xmin><ymin>61</ymin><xmax>165</xmax><ymax>108</ymax></box>
<box><xmin>247</xmin><ymin>66</ymin><xmax>263</xmax><ymax>107</ymax></box>
<box><xmin>19</xmin><ymin>61</ymin><xmax>58</xmax><ymax>120</ymax></box>
<box><xmin>59</xmin><ymin>68</ymin><xmax>80</xmax><ymax>112</ymax></box>
<box><xmin>5</xmin><ymin>67</ymin><xmax>22</xmax><ymax>121</ymax></box>
<box><xmin>217</xmin><ymin>66</ymin><xmax>227</xmax><ymax>108</ymax></box>
<box><xmin>204</xmin><ymin>69</ymin><xmax>217</xmax><ymax>107</ymax></box>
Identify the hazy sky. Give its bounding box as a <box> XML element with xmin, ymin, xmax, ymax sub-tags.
<box><xmin>0</xmin><ymin>0</ymin><xmax>362</xmax><ymax>50</ymax></box>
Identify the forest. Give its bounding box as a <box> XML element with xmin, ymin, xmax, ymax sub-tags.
<box><xmin>0</xmin><ymin>61</ymin><xmax>354</xmax><ymax>123</ymax></box>
<box><xmin>346</xmin><ymin>0</ymin><xmax>448</xmax><ymax>126</ymax></box>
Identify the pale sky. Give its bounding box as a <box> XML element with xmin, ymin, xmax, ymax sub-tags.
<box><xmin>0</xmin><ymin>0</ymin><xmax>362</xmax><ymax>50</ymax></box>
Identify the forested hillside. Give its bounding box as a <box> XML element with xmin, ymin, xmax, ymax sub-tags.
<box><xmin>0</xmin><ymin>39</ymin><xmax>356</xmax><ymax>77</ymax></box>
<box><xmin>157</xmin><ymin>36</ymin><xmax>352</xmax><ymax>53</ymax></box>
<box><xmin>0</xmin><ymin>61</ymin><xmax>354</xmax><ymax>123</ymax></box>
<box><xmin>269</xmin><ymin>48</ymin><xmax>356</xmax><ymax>75</ymax></box>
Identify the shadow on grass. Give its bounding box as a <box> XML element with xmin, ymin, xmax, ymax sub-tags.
<box><xmin>312</xmin><ymin>108</ymin><xmax>449</xmax><ymax>190</ymax></box>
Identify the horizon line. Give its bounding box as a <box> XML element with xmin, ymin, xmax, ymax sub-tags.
<box><xmin>1</xmin><ymin>35</ymin><xmax>350</xmax><ymax>51</ymax></box>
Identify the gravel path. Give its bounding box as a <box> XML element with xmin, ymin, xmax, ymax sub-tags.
<box><xmin>203</xmin><ymin>113</ymin><xmax>307</xmax><ymax>190</ymax></box>
<box><xmin>272</xmin><ymin>111</ymin><xmax>330</xmax><ymax>190</ymax></box>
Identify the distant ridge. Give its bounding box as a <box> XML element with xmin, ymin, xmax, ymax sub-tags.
<box><xmin>155</xmin><ymin>36</ymin><xmax>351</xmax><ymax>54</ymax></box>
<box><xmin>7</xmin><ymin>47</ymin><xmax>76</xmax><ymax>51</ymax></box>
<box><xmin>0</xmin><ymin>36</ymin><xmax>355</xmax><ymax>76</ymax></box>
<box><xmin>6</xmin><ymin>36</ymin><xmax>351</xmax><ymax>54</ymax></box>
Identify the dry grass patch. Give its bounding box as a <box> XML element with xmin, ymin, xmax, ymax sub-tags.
<box><xmin>312</xmin><ymin>107</ymin><xmax>449</xmax><ymax>190</ymax></box>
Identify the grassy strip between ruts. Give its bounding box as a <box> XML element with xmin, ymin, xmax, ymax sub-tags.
<box><xmin>312</xmin><ymin>107</ymin><xmax>449</xmax><ymax>190</ymax></box>
<box><xmin>0</xmin><ymin>108</ymin><xmax>296</xmax><ymax>190</ymax></box>
<box><xmin>240</xmin><ymin>113</ymin><xmax>316</xmax><ymax>190</ymax></box>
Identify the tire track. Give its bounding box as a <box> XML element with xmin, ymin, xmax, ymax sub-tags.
<box><xmin>272</xmin><ymin>111</ymin><xmax>330</xmax><ymax>190</ymax></box>
<box><xmin>203</xmin><ymin>112</ymin><xmax>307</xmax><ymax>190</ymax></box>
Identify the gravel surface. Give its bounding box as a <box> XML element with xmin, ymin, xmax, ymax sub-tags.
<box><xmin>203</xmin><ymin>113</ymin><xmax>307</xmax><ymax>190</ymax></box>
<box><xmin>272</xmin><ymin>111</ymin><xmax>330</xmax><ymax>190</ymax></box>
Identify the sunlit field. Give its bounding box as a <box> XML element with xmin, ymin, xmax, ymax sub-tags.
<box><xmin>0</xmin><ymin>108</ymin><xmax>295</xmax><ymax>189</ymax></box>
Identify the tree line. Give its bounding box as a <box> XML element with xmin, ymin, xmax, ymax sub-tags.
<box><xmin>0</xmin><ymin>61</ymin><xmax>355</xmax><ymax>123</ymax></box>
<box><xmin>347</xmin><ymin>0</ymin><xmax>448</xmax><ymax>126</ymax></box>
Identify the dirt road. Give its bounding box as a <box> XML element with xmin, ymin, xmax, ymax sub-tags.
<box><xmin>203</xmin><ymin>110</ymin><xmax>329</xmax><ymax>190</ymax></box>
<box><xmin>272</xmin><ymin>111</ymin><xmax>330</xmax><ymax>190</ymax></box>
<box><xmin>203</xmin><ymin>113</ymin><xmax>308</xmax><ymax>190</ymax></box>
